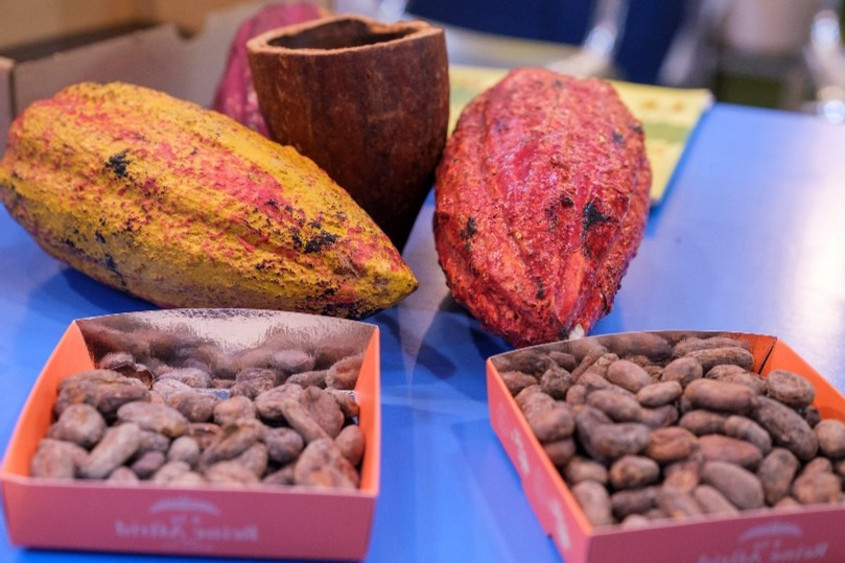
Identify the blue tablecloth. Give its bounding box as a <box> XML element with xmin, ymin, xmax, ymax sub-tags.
<box><xmin>2</xmin><ymin>103</ymin><xmax>845</xmax><ymax>562</ymax></box>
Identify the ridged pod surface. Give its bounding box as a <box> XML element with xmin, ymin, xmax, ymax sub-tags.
<box><xmin>0</xmin><ymin>82</ymin><xmax>417</xmax><ymax>317</ymax></box>
<box><xmin>434</xmin><ymin>68</ymin><xmax>651</xmax><ymax>347</ymax></box>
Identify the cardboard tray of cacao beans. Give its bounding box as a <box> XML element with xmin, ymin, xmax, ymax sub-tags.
<box><xmin>0</xmin><ymin>309</ymin><xmax>380</xmax><ymax>560</ymax></box>
<box><xmin>487</xmin><ymin>330</ymin><xmax>845</xmax><ymax>563</ymax></box>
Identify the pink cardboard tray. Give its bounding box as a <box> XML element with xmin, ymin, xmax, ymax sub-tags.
<box><xmin>487</xmin><ymin>330</ymin><xmax>845</xmax><ymax>563</ymax></box>
<box><xmin>1</xmin><ymin>308</ymin><xmax>380</xmax><ymax>560</ymax></box>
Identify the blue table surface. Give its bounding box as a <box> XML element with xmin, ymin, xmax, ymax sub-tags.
<box><xmin>2</xmin><ymin>103</ymin><xmax>845</xmax><ymax>562</ymax></box>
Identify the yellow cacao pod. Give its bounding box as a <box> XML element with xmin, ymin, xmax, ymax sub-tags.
<box><xmin>0</xmin><ymin>82</ymin><xmax>417</xmax><ymax>317</ymax></box>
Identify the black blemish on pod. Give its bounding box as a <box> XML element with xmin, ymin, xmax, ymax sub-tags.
<box><xmin>106</xmin><ymin>151</ymin><xmax>130</xmax><ymax>178</ymax></box>
<box><xmin>460</xmin><ymin>216</ymin><xmax>478</xmax><ymax>251</ymax></box>
<box><xmin>582</xmin><ymin>200</ymin><xmax>611</xmax><ymax>232</ymax></box>
<box><xmin>305</xmin><ymin>232</ymin><xmax>339</xmax><ymax>253</ymax></box>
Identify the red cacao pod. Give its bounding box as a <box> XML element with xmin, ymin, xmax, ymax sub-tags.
<box><xmin>433</xmin><ymin>68</ymin><xmax>651</xmax><ymax>347</ymax></box>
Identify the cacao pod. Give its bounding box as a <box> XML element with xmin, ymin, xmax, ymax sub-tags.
<box><xmin>0</xmin><ymin>82</ymin><xmax>417</xmax><ymax>317</ymax></box>
<box><xmin>433</xmin><ymin>68</ymin><xmax>651</xmax><ymax>347</ymax></box>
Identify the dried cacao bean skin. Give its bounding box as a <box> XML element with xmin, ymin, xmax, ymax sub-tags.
<box><xmin>433</xmin><ymin>68</ymin><xmax>650</xmax><ymax>347</ymax></box>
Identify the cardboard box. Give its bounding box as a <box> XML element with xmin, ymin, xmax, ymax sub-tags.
<box><xmin>487</xmin><ymin>331</ymin><xmax>845</xmax><ymax>563</ymax></box>
<box><xmin>0</xmin><ymin>1</ymin><xmax>274</xmax><ymax>145</ymax></box>
<box><xmin>1</xmin><ymin>309</ymin><xmax>380</xmax><ymax>560</ymax></box>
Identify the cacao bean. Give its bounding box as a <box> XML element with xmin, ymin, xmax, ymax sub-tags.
<box><xmin>199</xmin><ymin>419</ymin><xmax>265</xmax><ymax>467</ymax></box>
<box><xmin>606</xmin><ymin>359</ymin><xmax>652</xmax><ymax>393</ymax></box>
<box><xmin>611</xmin><ymin>487</ymin><xmax>657</xmax><ymax>519</ymax></box>
<box><xmin>685</xmin><ymin>347</ymin><xmax>754</xmax><ymax>373</ymax></box>
<box><xmin>753</xmin><ymin>396</ymin><xmax>818</xmax><ymax>461</ymax></box>
<box><xmin>167</xmin><ymin>436</ymin><xmax>200</xmax><ymax>466</ymax></box>
<box><xmin>678</xmin><ymin>409</ymin><xmax>727</xmax><ymax>436</ymax></box>
<box><xmin>723</xmin><ymin>415</ymin><xmax>772</xmax><ymax>455</ymax></box>
<box><xmin>186</xmin><ymin>422</ymin><xmax>222</xmax><ymax>450</ymax></box>
<box><xmin>800</xmin><ymin>456</ymin><xmax>834</xmax><ymax>477</ymax></box>
<box><xmin>230</xmin><ymin>367</ymin><xmax>278</xmax><ymax>399</ymax></box>
<box><xmin>549</xmin><ymin>350</ymin><xmax>577</xmax><ymax>372</ymax></box>
<box><xmin>599</xmin><ymin>333</ymin><xmax>672</xmax><ymax>363</ymax></box>
<box><xmin>235</xmin><ymin>442</ymin><xmax>270</xmax><ymax>477</ymax></box>
<box><xmin>521</xmin><ymin>392</ymin><xmax>576</xmax><ymax>442</ymax></box>
<box><xmin>157</xmin><ymin>367</ymin><xmax>212</xmax><ymax>388</ymax></box>
<box><xmin>213</xmin><ymin>395</ymin><xmax>258</xmax><ymax>426</ymax></box>
<box><xmin>765</xmin><ymin>369</ymin><xmax>816</xmax><ymax>408</ymax></box>
<box><xmin>663</xmin><ymin>455</ymin><xmax>702</xmax><ymax>493</ymax></box>
<box><xmin>815</xmin><ymin>419</ymin><xmax>845</xmax><ymax>459</ymax></box>
<box><xmin>586</xmin><ymin>388</ymin><xmax>641</xmax><ymax>422</ymax></box>
<box><xmin>108</xmin><ymin>466</ymin><xmax>141</xmax><ymax>484</ymax></box>
<box><xmin>700</xmin><ymin>461</ymin><xmax>764</xmax><ymax>510</ymax></box>
<box><xmin>47</xmin><ymin>403</ymin><xmax>107</xmax><ymax>449</ymax></box>
<box><xmin>684</xmin><ymin>379</ymin><xmax>755</xmax><ymax>414</ymax></box>
<box><xmin>578</xmin><ymin>371</ymin><xmax>613</xmax><ymax>392</ymax></box>
<box><xmin>79</xmin><ymin>423</ymin><xmax>143</xmax><ymax>479</ymax></box>
<box><xmin>335</xmin><ymin>424</ymin><xmax>365</xmax><ymax>466</ymax></box>
<box><xmin>299</xmin><ymin>385</ymin><xmax>345</xmax><ymax>438</ymax></box>
<box><xmin>636</xmin><ymin>381</ymin><xmax>682</xmax><ymax>408</ymax></box>
<box><xmin>264</xmin><ymin>426</ymin><xmax>305</xmax><ymax>466</ymax></box>
<box><xmin>130</xmin><ymin>450</ymin><xmax>166</xmax><ymax>479</ymax></box>
<box><xmin>263</xmin><ymin>465</ymin><xmax>296</xmax><ymax>486</ymax></box>
<box><xmin>757</xmin><ymin>447</ymin><xmax>800</xmax><ymax>505</ymax></box>
<box><xmin>656</xmin><ymin>487</ymin><xmax>703</xmax><ymax>519</ymax></box>
<box><xmin>571</xmin><ymin>480</ymin><xmax>613</xmax><ymax>527</ymax></box>
<box><xmin>608</xmin><ymin>455</ymin><xmax>660</xmax><ymax>490</ymax></box>
<box><xmin>698</xmin><ymin>434</ymin><xmax>763</xmax><ymax>470</ymax></box>
<box><xmin>660</xmin><ymin>356</ymin><xmax>703</xmax><ymax>387</ymax></box>
<box><xmin>646</xmin><ymin>427</ymin><xmax>698</xmax><ymax>464</ymax></box>
<box><xmin>30</xmin><ymin>438</ymin><xmax>88</xmax><ymax>479</ymax></box>
<box><xmin>254</xmin><ymin>383</ymin><xmax>303</xmax><ymax>422</ymax></box>
<box><xmin>639</xmin><ymin>405</ymin><xmax>680</xmax><ymax>429</ymax></box>
<box><xmin>673</xmin><ymin>336</ymin><xmax>750</xmax><ymax>357</ymax></box>
<box><xmin>500</xmin><ymin>371</ymin><xmax>538</xmax><ymax>396</ymax></box>
<box><xmin>792</xmin><ymin>471</ymin><xmax>841</xmax><ymax>505</ymax></box>
<box><xmin>584</xmin><ymin>422</ymin><xmax>651</xmax><ymax>462</ymax></box>
<box><xmin>706</xmin><ymin>365</ymin><xmax>766</xmax><ymax>395</ymax></box>
<box><xmin>326</xmin><ymin>389</ymin><xmax>360</xmax><ymax>420</ymax></box>
<box><xmin>294</xmin><ymin>438</ymin><xmax>359</xmax><ymax>490</ymax></box>
<box><xmin>167</xmin><ymin>391</ymin><xmax>220</xmax><ymax>423</ymax></box>
<box><xmin>570</xmin><ymin>347</ymin><xmax>610</xmax><ymax>380</ymax></box>
<box><xmin>540</xmin><ymin>365</ymin><xmax>574</xmax><ymax>400</ymax></box>
<box><xmin>565</xmin><ymin>384</ymin><xmax>588</xmax><ymax>406</ymax></box>
<box><xmin>325</xmin><ymin>353</ymin><xmax>363</xmax><ymax>390</ymax></box>
<box><xmin>287</xmin><ymin>369</ymin><xmax>329</xmax><ymax>388</ymax></box>
<box><xmin>562</xmin><ymin>456</ymin><xmax>608</xmax><ymax>485</ymax></box>
<box><xmin>116</xmin><ymin>401</ymin><xmax>188</xmax><ymax>438</ymax></box>
<box><xmin>692</xmin><ymin>484</ymin><xmax>739</xmax><ymax>515</ymax></box>
<box><xmin>205</xmin><ymin>460</ymin><xmax>261</xmax><ymax>486</ymax></box>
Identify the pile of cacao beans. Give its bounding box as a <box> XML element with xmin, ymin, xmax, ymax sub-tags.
<box><xmin>492</xmin><ymin>332</ymin><xmax>845</xmax><ymax>528</ymax></box>
<box><xmin>30</xmin><ymin>326</ymin><xmax>366</xmax><ymax>490</ymax></box>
